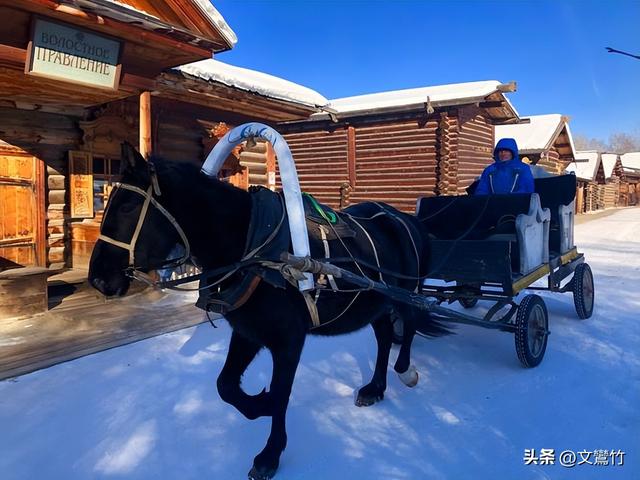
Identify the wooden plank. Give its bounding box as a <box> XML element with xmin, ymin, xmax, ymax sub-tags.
<box><xmin>0</xmin><ymin>289</ymin><xmax>205</xmax><ymax>380</ymax></box>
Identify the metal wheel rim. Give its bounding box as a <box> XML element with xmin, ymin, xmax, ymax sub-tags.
<box><xmin>527</xmin><ymin>304</ymin><xmax>547</xmax><ymax>357</ymax></box>
<box><xmin>582</xmin><ymin>269</ymin><xmax>594</xmax><ymax>312</ymax></box>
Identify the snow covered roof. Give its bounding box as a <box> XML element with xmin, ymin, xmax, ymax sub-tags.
<box><xmin>601</xmin><ymin>153</ymin><xmax>620</xmax><ymax>180</ymax></box>
<box><xmin>94</xmin><ymin>0</ymin><xmax>237</xmax><ymax>50</ymax></box>
<box><xmin>190</xmin><ymin>0</ymin><xmax>238</xmax><ymax>47</ymax></box>
<box><xmin>175</xmin><ymin>59</ymin><xmax>328</xmax><ymax>109</ymax></box>
<box><xmin>288</xmin><ymin>80</ymin><xmax>518</xmax><ymax>121</ymax></box>
<box><xmin>309</xmin><ymin>80</ymin><xmax>519</xmax><ymax>122</ymax></box>
<box><xmin>495</xmin><ymin>114</ymin><xmax>576</xmax><ymax>157</ymax></box>
<box><xmin>620</xmin><ymin>152</ymin><xmax>640</xmax><ymax>175</ymax></box>
<box><xmin>566</xmin><ymin>151</ymin><xmax>601</xmax><ymax>181</ymax></box>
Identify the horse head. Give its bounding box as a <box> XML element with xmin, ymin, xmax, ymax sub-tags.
<box><xmin>88</xmin><ymin>142</ymin><xmax>187</xmax><ymax>297</ymax></box>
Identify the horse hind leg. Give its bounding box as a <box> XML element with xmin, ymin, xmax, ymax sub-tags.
<box><xmin>355</xmin><ymin>315</ymin><xmax>393</xmax><ymax>407</ymax></box>
<box><xmin>392</xmin><ymin>305</ymin><xmax>419</xmax><ymax>388</ymax></box>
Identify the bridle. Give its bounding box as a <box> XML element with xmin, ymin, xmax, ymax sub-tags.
<box><xmin>97</xmin><ymin>181</ymin><xmax>191</xmax><ymax>273</ymax></box>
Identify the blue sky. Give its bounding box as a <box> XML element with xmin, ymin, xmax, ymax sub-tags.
<box><xmin>213</xmin><ymin>0</ymin><xmax>639</xmax><ymax>140</ymax></box>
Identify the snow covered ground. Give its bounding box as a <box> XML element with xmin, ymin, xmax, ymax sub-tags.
<box><xmin>1</xmin><ymin>208</ymin><xmax>638</xmax><ymax>480</ymax></box>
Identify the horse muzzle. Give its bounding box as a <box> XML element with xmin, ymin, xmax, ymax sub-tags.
<box><xmin>89</xmin><ymin>274</ymin><xmax>130</xmax><ymax>297</ymax></box>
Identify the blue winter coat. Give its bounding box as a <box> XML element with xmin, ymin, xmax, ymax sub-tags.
<box><xmin>475</xmin><ymin>138</ymin><xmax>535</xmax><ymax>195</ymax></box>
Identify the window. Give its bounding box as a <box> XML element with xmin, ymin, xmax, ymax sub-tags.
<box><xmin>92</xmin><ymin>156</ymin><xmax>121</xmax><ymax>215</ymax></box>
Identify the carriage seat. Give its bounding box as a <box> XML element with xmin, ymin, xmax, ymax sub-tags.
<box><xmin>416</xmin><ymin>193</ymin><xmax>550</xmax><ymax>275</ymax></box>
<box><xmin>534</xmin><ymin>174</ymin><xmax>577</xmax><ymax>255</ymax></box>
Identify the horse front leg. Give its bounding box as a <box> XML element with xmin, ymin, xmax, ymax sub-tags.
<box><xmin>217</xmin><ymin>330</ymin><xmax>270</xmax><ymax>420</ymax></box>
<box><xmin>356</xmin><ymin>315</ymin><xmax>393</xmax><ymax>406</ymax></box>
<box><xmin>249</xmin><ymin>339</ymin><xmax>304</xmax><ymax>480</ymax></box>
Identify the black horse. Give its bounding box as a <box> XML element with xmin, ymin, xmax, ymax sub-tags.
<box><xmin>89</xmin><ymin>144</ymin><xmax>447</xmax><ymax>480</ymax></box>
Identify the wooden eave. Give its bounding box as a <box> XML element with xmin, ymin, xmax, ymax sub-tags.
<box><xmin>284</xmin><ymin>88</ymin><xmax>520</xmax><ymax>127</ymax></box>
<box><xmin>156</xmin><ymin>71</ymin><xmax>320</xmax><ymax>123</ymax></box>
<box><xmin>481</xmin><ymin>92</ymin><xmax>520</xmax><ymax>124</ymax></box>
<box><xmin>0</xmin><ymin>64</ymin><xmax>129</xmax><ymax>111</ymax></box>
<box><xmin>4</xmin><ymin>0</ymin><xmax>223</xmax><ymax>68</ymax></box>
<box><xmin>0</xmin><ymin>0</ymin><xmax>235</xmax><ymax>110</ymax></box>
<box><xmin>74</xmin><ymin>0</ymin><xmax>234</xmax><ymax>52</ymax></box>
<box><xmin>518</xmin><ymin>119</ymin><xmax>575</xmax><ymax>162</ymax></box>
<box><xmin>104</xmin><ymin>0</ymin><xmax>235</xmax><ymax>51</ymax></box>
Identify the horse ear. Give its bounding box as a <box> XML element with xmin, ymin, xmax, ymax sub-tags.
<box><xmin>120</xmin><ymin>142</ymin><xmax>146</xmax><ymax>174</ymax></box>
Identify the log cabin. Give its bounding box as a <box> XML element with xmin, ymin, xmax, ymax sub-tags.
<box><xmin>620</xmin><ymin>152</ymin><xmax>640</xmax><ymax>206</ymax></box>
<box><xmin>277</xmin><ymin>80</ymin><xmax>520</xmax><ymax>213</ymax></box>
<box><xmin>566</xmin><ymin>151</ymin><xmax>606</xmax><ymax>213</ymax></box>
<box><xmin>0</xmin><ymin>0</ymin><xmax>325</xmax><ymax>318</ymax></box>
<box><xmin>494</xmin><ymin>114</ymin><xmax>576</xmax><ymax>174</ymax></box>
<box><xmin>600</xmin><ymin>153</ymin><xmax>626</xmax><ymax>208</ymax></box>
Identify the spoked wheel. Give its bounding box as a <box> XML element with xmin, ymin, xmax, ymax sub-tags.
<box><xmin>515</xmin><ymin>295</ymin><xmax>549</xmax><ymax>368</ymax></box>
<box><xmin>459</xmin><ymin>297</ymin><xmax>478</xmax><ymax>309</ymax></box>
<box><xmin>572</xmin><ymin>263</ymin><xmax>594</xmax><ymax>319</ymax></box>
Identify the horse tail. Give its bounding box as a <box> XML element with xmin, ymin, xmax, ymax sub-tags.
<box><xmin>414</xmin><ymin>312</ymin><xmax>454</xmax><ymax>337</ymax></box>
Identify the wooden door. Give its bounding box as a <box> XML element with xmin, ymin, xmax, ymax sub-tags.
<box><xmin>0</xmin><ymin>151</ymin><xmax>45</xmax><ymax>269</ymax></box>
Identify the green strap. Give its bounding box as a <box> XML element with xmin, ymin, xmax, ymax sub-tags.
<box><xmin>303</xmin><ymin>193</ymin><xmax>337</xmax><ymax>224</ymax></box>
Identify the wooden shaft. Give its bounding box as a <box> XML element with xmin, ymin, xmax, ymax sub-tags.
<box><xmin>139</xmin><ymin>91</ymin><xmax>152</xmax><ymax>159</ymax></box>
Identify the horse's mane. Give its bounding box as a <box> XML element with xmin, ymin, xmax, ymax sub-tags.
<box><xmin>149</xmin><ymin>156</ymin><xmax>249</xmax><ymax>203</ymax></box>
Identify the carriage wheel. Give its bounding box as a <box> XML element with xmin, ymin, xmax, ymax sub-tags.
<box><xmin>572</xmin><ymin>263</ymin><xmax>594</xmax><ymax>319</ymax></box>
<box><xmin>515</xmin><ymin>295</ymin><xmax>549</xmax><ymax>368</ymax></box>
<box><xmin>459</xmin><ymin>297</ymin><xmax>478</xmax><ymax>309</ymax></box>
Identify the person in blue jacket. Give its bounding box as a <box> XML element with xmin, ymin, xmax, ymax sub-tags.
<box><xmin>475</xmin><ymin>138</ymin><xmax>535</xmax><ymax>195</ymax></box>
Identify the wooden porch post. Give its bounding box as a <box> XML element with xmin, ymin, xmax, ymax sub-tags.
<box><xmin>139</xmin><ymin>91</ymin><xmax>152</xmax><ymax>158</ymax></box>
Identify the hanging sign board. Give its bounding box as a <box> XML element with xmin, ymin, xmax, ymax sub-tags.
<box><xmin>26</xmin><ymin>18</ymin><xmax>122</xmax><ymax>90</ymax></box>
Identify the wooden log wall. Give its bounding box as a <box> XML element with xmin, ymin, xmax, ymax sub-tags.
<box><xmin>603</xmin><ymin>180</ymin><xmax>619</xmax><ymax>209</ymax></box>
<box><xmin>435</xmin><ymin>113</ymin><xmax>458</xmax><ymax>196</ymax></box>
<box><xmin>239</xmin><ymin>140</ymin><xmax>272</xmax><ymax>188</ymax></box>
<box><xmin>629</xmin><ymin>182</ymin><xmax>639</xmax><ymax>206</ymax></box>
<box><xmin>537</xmin><ymin>148</ymin><xmax>562</xmax><ymax>174</ymax></box>
<box><xmin>585</xmin><ymin>183</ymin><xmax>607</xmax><ymax>212</ymax></box>
<box><xmin>0</xmin><ymin>107</ymin><xmax>82</xmax><ymax>269</ymax></box>
<box><xmin>350</xmin><ymin>119</ymin><xmax>438</xmax><ymax>212</ymax></box>
<box><xmin>575</xmin><ymin>182</ymin><xmax>586</xmax><ymax>214</ymax></box>
<box><xmin>283</xmin><ymin>129</ymin><xmax>349</xmax><ymax>208</ymax></box>
<box><xmin>281</xmin><ymin>110</ymin><xmax>496</xmax><ymax>213</ymax></box>
<box><xmin>454</xmin><ymin>111</ymin><xmax>494</xmax><ymax>194</ymax></box>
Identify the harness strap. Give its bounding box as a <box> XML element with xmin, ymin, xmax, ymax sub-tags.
<box><xmin>99</xmin><ymin>185</ymin><xmax>153</xmax><ymax>266</ymax></box>
<box><xmin>302</xmin><ymin>291</ymin><xmax>321</xmax><ymax>327</ymax></box>
<box><xmin>230</xmin><ymin>275</ymin><xmax>262</xmax><ymax>311</ymax></box>
<box><xmin>98</xmin><ymin>183</ymin><xmax>191</xmax><ymax>270</ymax></box>
<box><xmin>344</xmin><ymin>212</ymin><xmax>386</xmax><ymax>285</ymax></box>
<box><xmin>319</xmin><ymin>225</ymin><xmax>338</xmax><ymax>291</ymax></box>
<box><xmin>373</xmin><ymin>203</ymin><xmax>421</xmax><ymax>292</ymax></box>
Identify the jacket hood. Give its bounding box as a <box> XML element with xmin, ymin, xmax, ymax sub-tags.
<box><xmin>493</xmin><ymin>138</ymin><xmax>520</xmax><ymax>164</ymax></box>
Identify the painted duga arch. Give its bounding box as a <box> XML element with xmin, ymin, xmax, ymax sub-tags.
<box><xmin>201</xmin><ymin>122</ymin><xmax>314</xmax><ymax>291</ymax></box>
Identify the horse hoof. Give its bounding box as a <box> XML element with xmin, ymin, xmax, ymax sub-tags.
<box><xmin>355</xmin><ymin>392</ymin><xmax>384</xmax><ymax>407</ymax></box>
<box><xmin>248</xmin><ymin>465</ymin><xmax>276</xmax><ymax>480</ymax></box>
<box><xmin>398</xmin><ymin>365</ymin><xmax>419</xmax><ymax>387</ymax></box>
